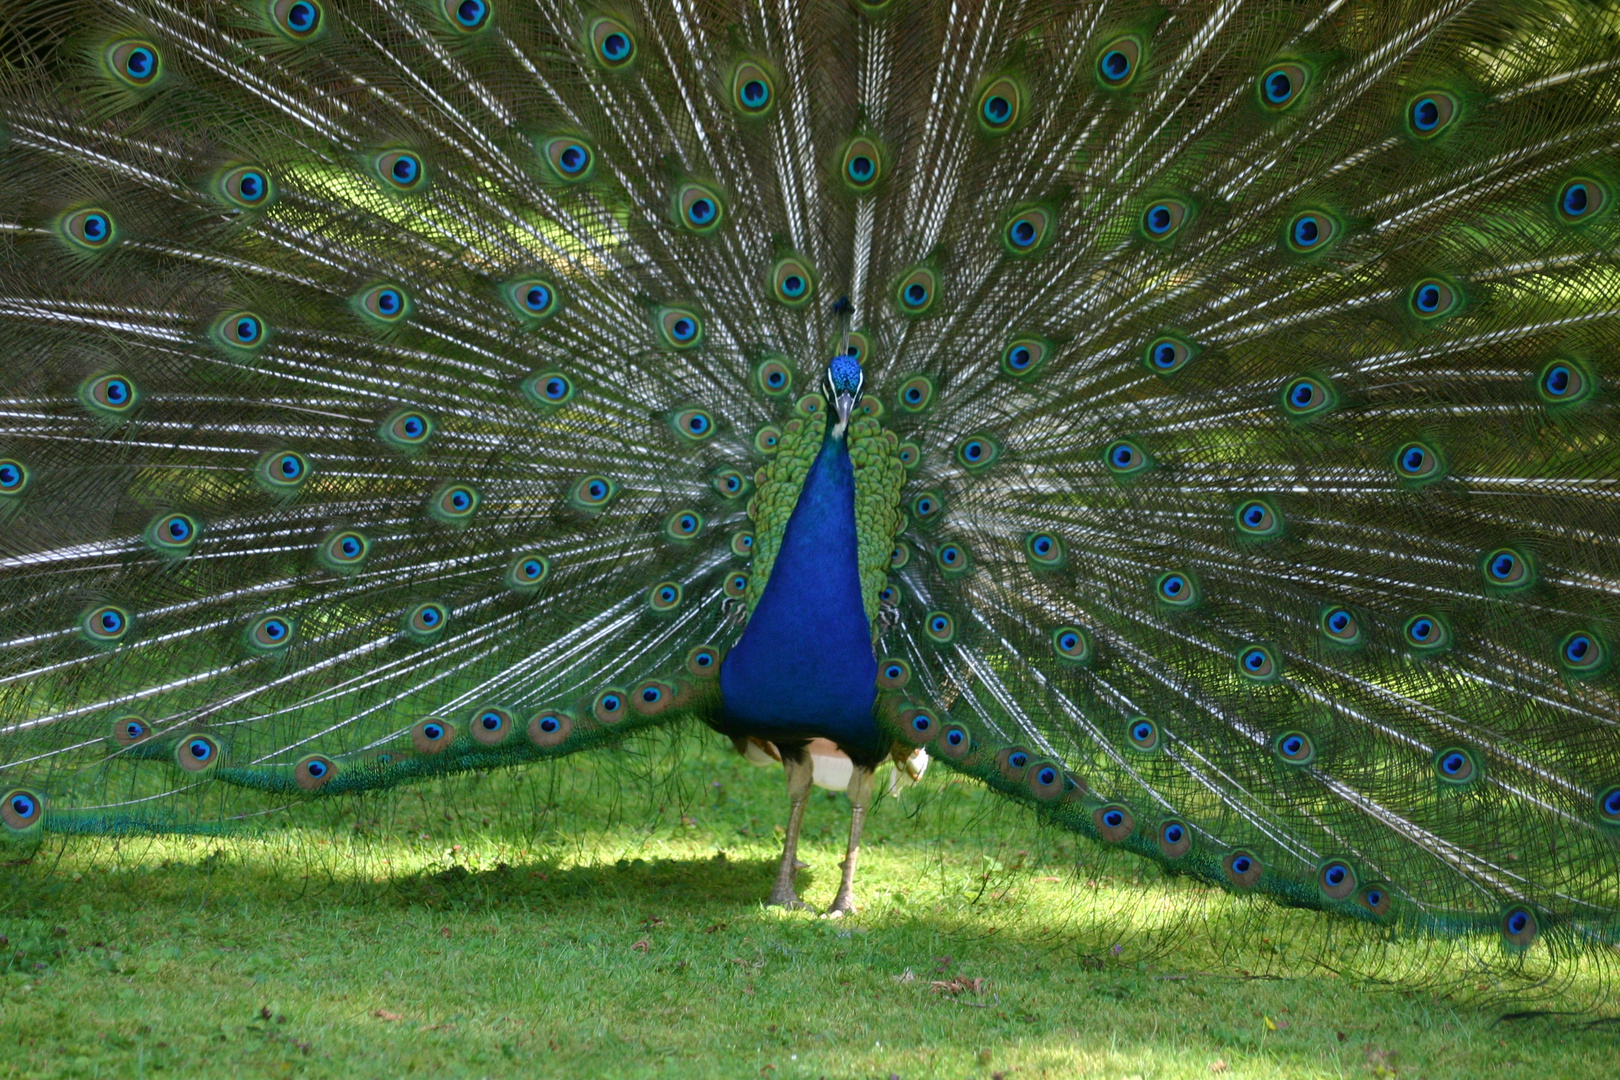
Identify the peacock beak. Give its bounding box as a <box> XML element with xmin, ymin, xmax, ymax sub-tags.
<box><xmin>833</xmin><ymin>389</ymin><xmax>856</xmax><ymax>427</ymax></box>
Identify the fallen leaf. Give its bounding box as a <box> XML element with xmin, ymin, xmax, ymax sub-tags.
<box><xmin>632</xmin><ymin>939</ymin><xmax>651</xmax><ymax>953</ymax></box>
<box><xmin>1210</xmin><ymin>1060</ymin><xmax>1229</xmax><ymax>1074</ymax></box>
<box><xmin>929</xmin><ymin>976</ymin><xmax>987</xmax><ymax>996</ymax></box>
<box><xmin>373</xmin><ymin>1010</ymin><xmax>403</xmax><ymax>1022</ymax></box>
<box><xmin>891</xmin><ymin>968</ymin><xmax>916</xmax><ymax>983</ymax></box>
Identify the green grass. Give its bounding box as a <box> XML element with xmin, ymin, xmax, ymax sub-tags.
<box><xmin>2</xmin><ymin>731</ymin><xmax>1614</xmax><ymax>1079</ymax></box>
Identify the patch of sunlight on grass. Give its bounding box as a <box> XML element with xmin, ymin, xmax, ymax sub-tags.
<box><xmin>285</xmin><ymin>164</ymin><xmax>625</xmax><ymax>272</ymax></box>
<box><xmin>1</xmin><ymin>732</ymin><xmax>1614</xmax><ymax>1079</ymax></box>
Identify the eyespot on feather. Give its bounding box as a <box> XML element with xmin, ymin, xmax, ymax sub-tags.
<box><xmin>1096</xmin><ymin>35</ymin><xmax>1143</xmax><ymax>89</ymax></box>
<box><xmin>938</xmin><ymin>724</ymin><xmax>973</xmax><ymax>760</ymax></box>
<box><xmin>216</xmin><ymin>165</ymin><xmax>276</xmax><ymax>209</ymax></box>
<box><xmin>469</xmin><ymin>707</ymin><xmax>514</xmax><ymax>746</ymax></box>
<box><xmin>318</xmin><ymin>529</ymin><xmax>370</xmax><ymax>571</ymax></box>
<box><xmin>176</xmin><ymin>735</ymin><xmax>222</xmax><ymax>773</ymax></box>
<box><xmin>1</xmin><ymin>789</ymin><xmax>45</xmax><ymax>834</ymax></box>
<box><xmin>996</xmin><ymin>746</ymin><xmax>1032</xmax><ymax>782</ymax></box>
<box><xmin>106</xmin><ymin>39</ymin><xmax>161</xmax><ymax>89</ymax></box>
<box><xmin>1317</xmin><ymin>859</ymin><xmax>1357</xmax><ymax>901</ymax></box>
<box><xmin>294</xmin><ymin>754</ymin><xmax>337</xmax><ymax>792</ymax></box>
<box><xmin>80</xmin><ymin>374</ymin><xmax>138</xmax><ymax>418</ymax></box>
<box><xmin>587</xmin><ymin>15</ymin><xmax>636</xmax><ymax>69</ymax></box>
<box><xmin>1223</xmin><ymin>850</ymin><xmax>1264</xmax><ymax>889</ymax></box>
<box><xmin>894</xmin><ymin>267</ymin><xmax>938</xmax><ymax>316</ymax></box>
<box><xmin>1094</xmin><ymin>804</ymin><xmax>1135</xmax><ymax>843</ymax></box>
<box><xmin>268</xmin><ymin>1</ymin><xmax>326</xmax><ymax>41</ymax></box>
<box><xmin>412</xmin><ymin>718</ymin><xmax>455</xmax><ymax>755</ymax></box>
<box><xmin>0</xmin><ymin>459</ymin><xmax>31</xmax><ymax>497</ymax></box>
<box><xmin>111</xmin><ymin>715</ymin><xmax>154</xmax><ymax>748</ymax></box>
<box><xmin>685</xmin><ymin>645</ymin><xmax>723</xmax><ymax>678</ymax></box>
<box><xmin>527</xmin><ymin>710</ymin><xmax>573</xmax><ymax>748</ymax></box>
<box><xmin>373</xmin><ymin>150</ymin><xmax>427</xmax><ymax>193</ymax></box>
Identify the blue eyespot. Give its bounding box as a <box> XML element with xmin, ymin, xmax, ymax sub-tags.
<box><xmin>1435</xmin><ymin>747</ymin><xmax>1478</xmax><ymax>784</ymax></box>
<box><xmin>1259</xmin><ymin>63</ymin><xmax>1308</xmax><ymax>108</ymax></box>
<box><xmin>848</xmin><ymin>156</ymin><xmax>875</xmax><ymax>182</ymax></box>
<box><xmin>1410</xmin><ymin>279</ymin><xmax>1457</xmax><ymax>319</ymax></box>
<box><xmin>188</xmin><ymin>739</ymin><xmax>213</xmax><ymax>762</ymax></box>
<box><xmin>1484</xmin><ymin>547</ymin><xmax>1531</xmax><ymax>587</ymax></box>
<box><xmin>1240</xmin><ymin>646</ymin><xmax>1276</xmax><ymax>678</ymax></box>
<box><xmin>377</xmin><ymin>151</ymin><xmax>424</xmax><ymax>192</ymax></box>
<box><xmin>1103</xmin><ymin>809</ymin><xmax>1124</xmax><ymax>828</ymax></box>
<box><xmin>1276</xmin><ymin>731</ymin><xmax>1315</xmax><ymax>764</ymax></box>
<box><xmin>1096</xmin><ymin>37</ymin><xmax>1141</xmax><ymax>88</ymax></box>
<box><xmin>1408</xmin><ymin>92</ymin><xmax>1457</xmax><ymax>136</ymax></box>
<box><xmin>1232</xmin><ymin>855</ymin><xmax>1251</xmax><ymax>873</ymax></box>
<box><xmin>742</xmin><ymin>79</ymin><xmax>769</xmax><ymax>108</ymax></box>
<box><xmin>285</xmin><ymin>2</ymin><xmax>320</xmax><ymax>34</ymax></box>
<box><xmin>1046</xmin><ymin>625</ymin><xmax>1091</xmax><ymax>665</ymax></box>
<box><xmin>452</xmin><ymin>0</ymin><xmax>489</xmax><ymax>29</ymax></box>
<box><xmin>911</xmin><ymin>712</ymin><xmax>932</xmax><ymax>733</ymax></box>
<box><xmin>1598</xmin><ymin>785</ymin><xmax>1620</xmax><ymax>823</ymax></box>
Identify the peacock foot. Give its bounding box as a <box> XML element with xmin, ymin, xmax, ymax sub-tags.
<box><xmin>823</xmin><ymin>891</ymin><xmax>858</xmax><ymax>917</ymax></box>
<box><xmin>768</xmin><ymin>887</ymin><xmax>816</xmax><ymax>912</ymax></box>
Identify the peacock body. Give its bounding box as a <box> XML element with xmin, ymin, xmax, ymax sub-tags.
<box><xmin>1</xmin><ymin>0</ymin><xmax>1619</xmax><ymax>961</ymax></box>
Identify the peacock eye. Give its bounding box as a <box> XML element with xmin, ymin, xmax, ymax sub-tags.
<box><xmin>444</xmin><ymin>0</ymin><xmax>490</xmax><ymax>31</ymax></box>
<box><xmin>1105</xmin><ymin>439</ymin><xmax>1150</xmax><ymax>475</ymax></box>
<box><xmin>375</xmin><ymin>151</ymin><xmax>426</xmax><ymax>193</ymax></box>
<box><xmin>1407</xmin><ymin>91</ymin><xmax>1457</xmax><ymax>137</ymax></box>
<box><xmin>1483</xmin><ymin>547</ymin><xmax>1532</xmax><ymax>589</ymax></box>
<box><xmin>1156</xmin><ymin>571</ymin><xmax>1198</xmax><ymax>607</ymax></box>
<box><xmin>107</xmin><ymin>40</ymin><xmax>161</xmax><ymax>88</ymax></box>
<box><xmin>1003</xmin><ymin>206</ymin><xmax>1052</xmax><ymax>253</ymax></box>
<box><xmin>1144</xmin><ymin>336</ymin><xmax>1194</xmax><ymax>375</ymax></box>
<box><xmin>1282</xmin><ymin>375</ymin><xmax>1335</xmax><ymax>418</ymax></box>
<box><xmin>1558</xmin><ymin>178</ymin><xmax>1607</xmax><ymax>224</ymax></box>
<box><xmin>1096</xmin><ymin>35</ymin><xmax>1142</xmax><ymax>88</ymax></box>
<box><xmin>273</xmin><ymin>0</ymin><xmax>324</xmax><ymax>38</ymax></box>
<box><xmin>1259</xmin><ymin>62</ymin><xmax>1308</xmax><ymax>109</ymax></box>
<box><xmin>659</xmin><ymin>308</ymin><xmax>703</xmax><ymax>348</ymax></box>
<box><xmin>0</xmin><ymin>459</ymin><xmax>29</xmax><ymax>495</ymax></box>
<box><xmin>1141</xmin><ymin>198</ymin><xmax>1190</xmax><ymax>241</ymax></box>
<box><xmin>1409</xmin><ymin>278</ymin><xmax>1459</xmax><ymax>319</ymax></box>
<box><xmin>733</xmin><ymin>61</ymin><xmax>775</xmax><ymax>115</ymax></box>
<box><xmin>1238</xmin><ymin>645</ymin><xmax>1278</xmax><ymax>681</ymax></box>
<box><xmin>589</xmin><ymin>16</ymin><xmax>636</xmax><ymax>68</ymax></box>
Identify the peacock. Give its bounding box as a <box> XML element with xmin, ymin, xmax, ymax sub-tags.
<box><xmin>2</xmin><ymin>0</ymin><xmax>1619</xmax><ymax>967</ymax></box>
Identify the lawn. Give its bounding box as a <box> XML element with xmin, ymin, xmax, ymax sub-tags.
<box><xmin>1</xmin><ymin>728</ymin><xmax>1614</xmax><ymax>1079</ymax></box>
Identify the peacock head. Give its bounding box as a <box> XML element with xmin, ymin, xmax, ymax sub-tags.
<box><xmin>824</xmin><ymin>352</ymin><xmax>865</xmax><ymax>433</ymax></box>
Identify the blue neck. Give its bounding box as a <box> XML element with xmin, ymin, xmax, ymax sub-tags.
<box><xmin>719</xmin><ymin>425</ymin><xmax>881</xmax><ymax>759</ymax></box>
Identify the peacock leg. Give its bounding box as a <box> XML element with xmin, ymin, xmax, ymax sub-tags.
<box><xmin>825</xmin><ymin>764</ymin><xmax>876</xmax><ymax>917</ymax></box>
<box><xmin>768</xmin><ymin>748</ymin><xmax>815</xmax><ymax>909</ymax></box>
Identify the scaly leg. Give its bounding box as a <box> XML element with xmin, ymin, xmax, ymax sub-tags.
<box><xmin>826</xmin><ymin>764</ymin><xmax>876</xmax><ymax>917</ymax></box>
<box><xmin>768</xmin><ymin>749</ymin><xmax>815</xmax><ymax>909</ymax></box>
